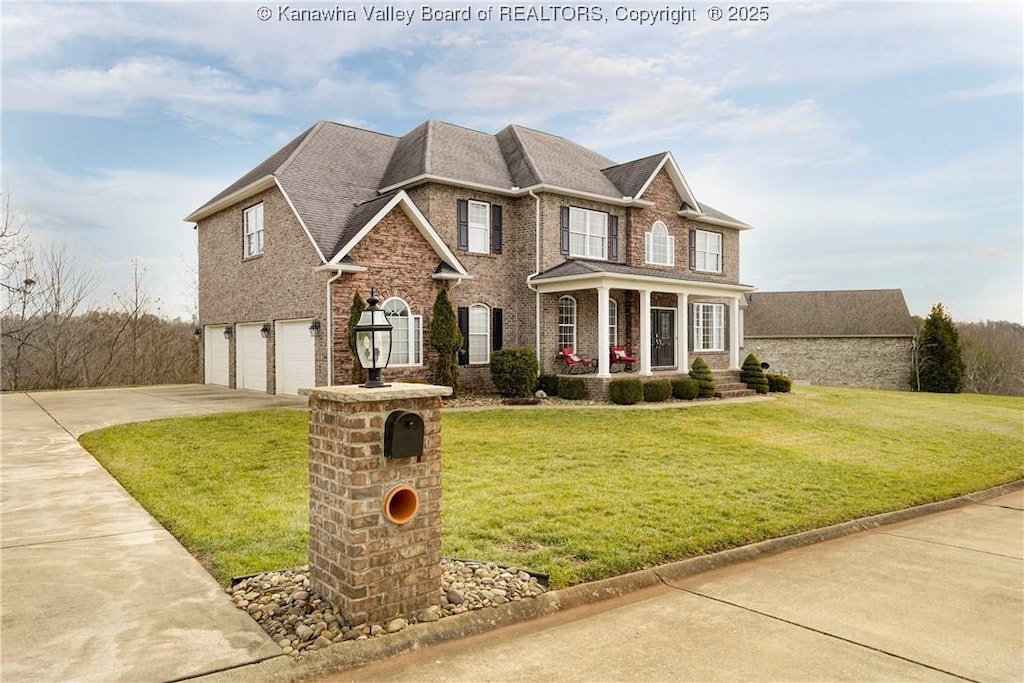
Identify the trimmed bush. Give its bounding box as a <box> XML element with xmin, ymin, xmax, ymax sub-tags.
<box><xmin>689</xmin><ymin>357</ymin><xmax>716</xmax><ymax>398</ymax></box>
<box><xmin>429</xmin><ymin>288</ymin><xmax>462</xmax><ymax>396</ymax></box>
<box><xmin>609</xmin><ymin>378</ymin><xmax>643</xmax><ymax>405</ymax></box>
<box><xmin>490</xmin><ymin>347</ymin><xmax>539</xmax><ymax>397</ymax></box>
<box><xmin>671</xmin><ymin>377</ymin><xmax>700</xmax><ymax>400</ymax></box>
<box><xmin>767</xmin><ymin>373</ymin><xmax>793</xmax><ymax>393</ymax></box>
<box><xmin>740</xmin><ymin>353</ymin><xmax>770</xmax><ymax>394</ymax></box>
<box><xmin>536</xmin><ymin>373</ymin><xmax>559</xmax><ymax>397</ymax></box>
<box><xmin>642</xmin><ymin>379</ymin><xmax>672</xmax><ymax>403</ymax></box>
<box><xmin>557</xmin><ymin>376</ymin><xmax>588</xmax><ymax>400</ymax></box>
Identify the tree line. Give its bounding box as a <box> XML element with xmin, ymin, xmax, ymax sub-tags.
<box><xmin>1</xmin><ymin>196</ymin><xmax>200</xmax><ymax>391</ymax></box>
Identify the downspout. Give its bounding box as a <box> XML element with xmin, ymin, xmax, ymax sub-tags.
<box><xmin>525</xmin><ymin>190</ymin><xmax>542</xmax><ymax>362</ymax></box>
<box><xmin>325</xmin><ymin>268</ymin><xmax>345</xmax><ymax>385</ymax></box>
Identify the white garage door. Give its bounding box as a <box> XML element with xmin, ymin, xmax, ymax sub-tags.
<box><xmin>204</xmin><ymin>325</ymin><xmax>229</xmax><ymax>387</ymax></box>
<box><xmin>236</xmin><ymin>323</ymin><xmax>267</xmax><ymax>392</ymax></box>
<box><xmin>275</xmin><ymin>319</ymin><xmax>316</xmax><ymax>396</ymax></box>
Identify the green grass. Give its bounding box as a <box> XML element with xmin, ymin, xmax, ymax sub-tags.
<box><xmin>80</xmin><ymin>386</ymin><xmax>1023</xmax><ymax>587</ymax></box>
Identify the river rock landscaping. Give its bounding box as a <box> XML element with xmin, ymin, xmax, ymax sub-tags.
<box><xmin>229</xmin><ymin>558</ymin><xmax>549</xmax><ymax>656</ymax></box>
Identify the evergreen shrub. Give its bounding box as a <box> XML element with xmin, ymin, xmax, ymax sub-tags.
<box><xmin>557</xmin><ymin>376</ymin><xmax>588</xmax><ymax>400</ymax></box>
<box><xmin>642</xmin><ymin>379</ymin><xmax>672</xmax><ymax>402</ymax></box>
<box><xmin>671</xmin><ymin>377</ymin><xmax>700</xmax><ymax>400</ymax></box>
<box><xmin>689</xmin><ymin>358</ymin><xmax>717</xmax><ymax>398</ymax></box>
<box><xmin>740</xmin><ymin>353</ymin><xmax>770</xmax><ymax>394</ymax></box>
<box><xmin>609</xmin><ymin>378</ymin><xmax>643</xmax><ymax>405</ymax></box>
<box><xmin>489</xmin><ymin>348</ymin><xmax>539</xmax><ymax>397</ymax></box>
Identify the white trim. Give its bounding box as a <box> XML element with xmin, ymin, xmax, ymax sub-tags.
<box><xmin>693</xmin><ymin>229</ymin><xmax>723</xmax><ymax>274</ymax></box>
<box><xmin>597</xmin><ymin>287</ymin><xmax>610</xmax><ymax>377</ymax></box>
<box><xmin>382</xmin><ymin>297</ymin><xmax>423</xmax><ymax>367</ymax></box>
<box><xmin>568</xmin><ymin>206</ymin><xmax>608</xmax><ymax>260</ymax></box>
<box><xmin>693</xmin><ymin>302</ymin><xmax>726</xmax><ymax>352</ymax></box>
<box><xmin>467</xmin><ymin>199</ymin><xmax>490</xmax><ymax>254</ymax></box>
<box><xmin>185</xmin><ymin>175</ymin><xmax>276</xmax><ymax>223</ymax></box>
<box><xmin>377</xmin><ymin>173</ymin><xmax>655</xmax><ymax>208</ymax></box>
<box><xmin>645</xmin><ymin>220</ymin><xmax>674</xmax><ymax>266</ymax></box>
<box><xmin>531</xmin><ymin>271</ymin><xmax>753</xmax><ymax>297</ymax></box>
<box><xmin>276</xmin><ymin>179</ymin><xmax>327</xmax><ymax>263</ymax></box>
<box><xmin>329</xmin><ymin>190</ymin><xmax>469</xmax><ymax>277</ymax></box>
<box><xmin>557</xmin><ymin>295</ymin><xmax>577</xmax><ymax>352</ymax></box>
<box><xmin>633</xmin><ymin>153</ymin><xmax>701</xmax><ymax>213</ymax></box>
<box><xmin>639</xmin><ymin>290</ymin><xmax>652</xmax><ymax>376</ymax></box>
<box><xmin>315</xmin><ymin>262</ymin><xmax>367</xmax><ymax>274</ymax></box>
<box><xmin>467</xmin><ymin>303</ymin><xmax>491</xmax><ymax>365</ymax></box>
<box><xmin>680</xmin><ymin>210</ymin><xmax>752</xmax><ymax>231</ymax></box>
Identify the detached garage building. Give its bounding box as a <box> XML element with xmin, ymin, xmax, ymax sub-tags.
<box><xmin>743</xmin><ymin>289</ymin><xmax>917</xmax><ymax>390</ymax></box>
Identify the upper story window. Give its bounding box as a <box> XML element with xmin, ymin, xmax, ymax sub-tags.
<box><xmin>645</xmin><ymin>221</ymin><xmax>674</xmax><ymax>266</ymax></box>
<box><xmin>560</xmin><ymin>206</ymin><xmax>618</xmax><ymax>261</ymax></box>
<box><xmin>457</xmin><ymin>199</ymin><xmax>502</xmax><ymax>254</ymax></box>
<box><xmin>558</xmin><ymin>296</ymin><xmax>577</xmax><ymax>351</ymax></box>
<box><xmin>382</xmin><ymin>297</ymin><xmax>422</xmax><ymax>366</ymax></box>
<box><xmin>569</xmin><ymin>207</ymin><xmax>607</xmax><ymax>259</ymax></box>
<box><xmin>243</xmin><ymin>203</ymin><xmax>264</xmax><ymax>257</ymax></box>
<box><xmin>692</xmin><ymin>229</ymin><xmax>722</xmax><ymax>273</ymax></box>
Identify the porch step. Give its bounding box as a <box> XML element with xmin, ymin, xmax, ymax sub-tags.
<box><xmin>712</xmin><ymin>371</ymin><xmax>757</xmax><ymax>399</ymax></box>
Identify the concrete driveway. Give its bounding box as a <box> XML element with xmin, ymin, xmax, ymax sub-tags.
<box><xmin>1</xmin><ymin>385</ymin><xmax>305</xmax><ymax>682</ymax></box>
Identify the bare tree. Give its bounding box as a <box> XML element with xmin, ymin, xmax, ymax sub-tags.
<box><xmin>959</xmin><ymin>321</ymin><xmax>1024</xmax><ymax>396</ymax></box>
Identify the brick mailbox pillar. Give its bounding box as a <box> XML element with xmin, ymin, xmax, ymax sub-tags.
<box><xmin>299</xmin><ymin>383</ymin><xmax>452</xmax><ymax>625</ymax></box>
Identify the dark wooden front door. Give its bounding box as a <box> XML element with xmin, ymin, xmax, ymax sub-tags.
<box><xmin>651</xmin><ymin>309</ymin><xmax>675</xmax><ymax>367</ymax></box>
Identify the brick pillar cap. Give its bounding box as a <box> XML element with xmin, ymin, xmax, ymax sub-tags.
<box><xmin>299</xmin><ymin>383</ymin><xmax>453</xmax><ymax>403</ymax></box>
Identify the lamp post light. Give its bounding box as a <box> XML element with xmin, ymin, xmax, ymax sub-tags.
<box><xmin>353</xmin><ymin>289</ymin><xmax>392</xmax><ymax>388</ymax></box>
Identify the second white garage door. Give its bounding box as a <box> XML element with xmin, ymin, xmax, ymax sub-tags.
<box><xmin>236</xmin><ymin>323</ymin><xmax>267</xmax><ymax>392</ymax></box>
<box><xmin>204</xmin><ymin>325</ymin><xmax>229</xmax><ymax>387</ymax></box>
<box><xmin>275</xmin><ymin>319</ymin><xmax>316</xmax><ymax>396</ymax></box>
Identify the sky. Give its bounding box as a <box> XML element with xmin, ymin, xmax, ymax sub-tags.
<box><xmin>2</xmin><ymin>1</ymin><xmax>1022</xmax><ymax>323</ymax></box>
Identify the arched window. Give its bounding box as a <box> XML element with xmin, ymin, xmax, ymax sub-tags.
<box><xmin>468</xmin><ymin>303</ymin><xmax>490</xmax><ymax>364</ymax></box>
<box><xmin>608</xmin><ymin>298</ymin><xmax>618</xmax><ymax>347</ymax></box>
<box><xmin>645</xmin><ymin>221</ymin><xmax>674</xmax><ymax>266</ymax></box>
<box><xmin>558</xmin><ymin>296</ymin><xmax>577</xmax><ymax>351</ymax></box>
<box><xmin>382</xmin><ymin>297</ymin><xmax>422</xmax><ymax>366</ymax></box>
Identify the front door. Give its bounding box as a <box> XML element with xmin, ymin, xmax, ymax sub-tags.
<box><xmin>651</xmin><ymin>309</ymin><xmax>675</xmax><ymax>367</ymax></box>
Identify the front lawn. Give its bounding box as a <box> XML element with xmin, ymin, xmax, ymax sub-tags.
<box><xmin>80</xmin><ymin>386</ymin><xmax>1023</xmax><ymax>587</ymax></box>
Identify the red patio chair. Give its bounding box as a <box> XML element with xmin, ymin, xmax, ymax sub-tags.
<box><xmin>558</xmin><ymin>347</ymin><xmax>597</xmax><ymax>374</ymax></box>
<box><xmin>609</xmin><ymin>346</ymin><xmax>638</xmax><ymax>373</ymax></box>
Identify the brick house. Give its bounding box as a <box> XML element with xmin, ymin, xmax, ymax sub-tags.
<box><xmin>743</xmin><ymin>289</ymin><xmax>918</xmax><ymax>390</ymax></box>
<box><xmin>186</xmin><ymin>120</ymin><xmax>755</xmax><ymax>396</ymax></box>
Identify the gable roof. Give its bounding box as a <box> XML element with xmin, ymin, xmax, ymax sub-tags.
<box><xmin>186</xmin><ymin>118</ymin><xmax>752</xmax><ymax>261</ymax></box>
<box><xmin>744</xmin><ymin>290</ymin><xmax>917</xmax><ymax>338</ymax></box>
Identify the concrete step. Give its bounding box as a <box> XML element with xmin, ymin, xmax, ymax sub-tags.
<box><xmin>716</xmin><ymin>388</ymin><xmax>758</xmax><ymax>399</ymax></box>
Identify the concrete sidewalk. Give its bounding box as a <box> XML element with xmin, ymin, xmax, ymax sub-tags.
<box><xmin>1</xmin><ymin>385</ymin><xmax>304</xmax><ymax>682</ymax></box>
<box><xmin>314</xmin><ymin>488</ymin><xmax>1023</xmax><ymax>682</ymax></box>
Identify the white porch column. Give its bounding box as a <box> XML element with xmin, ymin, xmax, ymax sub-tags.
<box><xmin>729</xmin><ymin>296</ymin><xmax>741</xmax><ymax>370</ymax></box>
<box><xmin>677</xmin><ymin>292</ymin><xmax>689</xmax><ymax>374</ymax></box>
<box><xmin>639</xmin><ymin>289</ymin><xmax>652</xmax><ymax>376</ymax></box>
<box><xmin>596</xmin><ymin>286</ymin><xmax>611</xmax><ymax>378</ymax></box>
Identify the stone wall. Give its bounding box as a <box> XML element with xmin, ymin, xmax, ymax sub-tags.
<box><xmin>744</xmin><ymin>337</ymin><xmax>913</xmax><ymax>390</ymax></box>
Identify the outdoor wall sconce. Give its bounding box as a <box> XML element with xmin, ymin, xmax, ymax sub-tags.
<box><xmin>260</xmin><ymin>322</ymin><xmax>271</xmax><ymax>338</ymax></box>
<box><xmin>354</xmin><ymin>289</ymin><xmax>392</xmax><ymax>388</ymax></box>
<box><xmin>194</xmin><ymin>327</ymin><xmax>202</xmax><ymax>337</ymax></box>
<box><xmin>223</xmin><ymin>325</ymin><xmax>233</xmax><ymax>339</ymax></box>
<box><xmin>308</xmin><ymin>319</ymin><xmax>321</xmax><ymax>337</ymax></box>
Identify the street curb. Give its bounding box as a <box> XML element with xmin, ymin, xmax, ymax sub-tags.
<box><xmin>191</xmin><ymin>479</ymin><xmax>1022</xmax><ymax>683</ymax></box>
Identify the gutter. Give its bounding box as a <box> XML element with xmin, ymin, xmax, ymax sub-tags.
<box><xmin>315</xmin><ymin>265</ymin><xmax>350</xmax><ymax>384</ymax></box>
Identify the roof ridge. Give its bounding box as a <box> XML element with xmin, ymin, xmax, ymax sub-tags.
<box><xmin>277</xmin><ymin>121</ymin><xmax>325</xmax><ymax>176</ymax></box>
<box><xmin>423</xmin><ymin>120</ymin><xmax>434</xmax><ymax>175</ymax></box>
<box><xmin>320</xmin><ymin>120</ymin><xmax>399</xmax><ymax>139</ymax></box>
<box><xmin>507</xmin><ymin>124</ymin><xmax>543</xmax><ymax>187</ymax></box>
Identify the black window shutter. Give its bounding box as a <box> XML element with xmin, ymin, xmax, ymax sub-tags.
<box><xmin>457</xmin><ymin>200</ymin><xmax>469</xmax><ymax>250</ymax></box>
<box><xmin>491</xmin><ymin>205</ymin><xmax>503</xmax><ymax>254</ymax></box>
<box><xmin>560</xmin><ymin>206</ymin><xmax>570</xmax><ymax>254</ymax></box>
<box><xmin>689</xmin><ymin>228</ymin><xmax>696</xmax><ymax>269</ymax></box>
<box><xmin>492</xmin><ymin>308</ymin><xmax>503</xmax><ymax>352</ymax></box>
<box><xmin>457</xmin><ymin>306</ymin><xmax>469</xmax><ymax>365</ymax></box>
<box><xmin>609</xmin><ymin>215</ymin><xmax>619</xmax><ymax>260</ymax></box>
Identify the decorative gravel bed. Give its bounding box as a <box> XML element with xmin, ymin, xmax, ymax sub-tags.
<box><xmin>229</xmin><ymin>559</ymin><xmax>549</xmax><ymax>656</ymax></box>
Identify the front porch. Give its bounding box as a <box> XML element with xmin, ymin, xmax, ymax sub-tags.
<box><xmin>532</xmin><ymin>261</ymin><xmax>754</xmax><ymax>382</ymax></box>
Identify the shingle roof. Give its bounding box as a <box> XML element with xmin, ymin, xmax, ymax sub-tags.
<box><xmin>602</xmin><ymin>153</ymin><xmax>667</xmax><ymax>198</ymax></box>
<box><xmin>744</xmin><ymin>290</ymin><xmax>917</xmax><ymax>337</ymax></box>
<box><xmin>532</xmin><ymin>259</ymin><xmax>753</xmax><ymax>288</ymax></box>
<box><xmin>188</xmin><ymin>118</ymin><xmax>751</xmax><ymax>261</ymax></box>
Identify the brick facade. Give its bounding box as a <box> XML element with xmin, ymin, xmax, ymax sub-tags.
<box><xmin>744</xmin><ymin>337</ymin><xmax>913</xmax><ymax>390</ymax></box>
<box><xmin>304</xmin><ymin>384</ymin><xmax>449</xmax><ymax>625</ymax></box>
<box><xmin>197</xmin><ymin>186</ymin><xmax>328</xmax><ymax>392</ymax></box>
